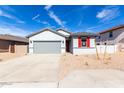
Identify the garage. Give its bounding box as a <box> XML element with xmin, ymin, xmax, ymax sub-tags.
<box><xmin>33</xmin><ymin>41</ymin><xmax>61</xmax><ymax>54</ymax></box>
<box><xmin>27</xmin><ymin>29</ymin><xmax>66</xmax><ymax>54</ymax></box>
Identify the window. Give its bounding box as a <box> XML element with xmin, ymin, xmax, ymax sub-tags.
<box><xmin>78</xmin><ymin>37</ymin><xmax>89</xmax><ymax>48</ymax></box>
<box><xmin>109</xmin><ymin>31</ymin><xmax>113</xmax><ymax>38</ymax></box>
<box><xmin>98</xmin><ymin>36</ymin><xmax>101</xmax><ymax>39</ymax></box>
<box><xmin>97</xmin><ymin>43</ymin><xmax>100</xmax><ymax>45</ymax></box>
<box><xmin>81</xmin><ymin>39</ymin><xmax>86</xmax><ymax>47</ymax></box>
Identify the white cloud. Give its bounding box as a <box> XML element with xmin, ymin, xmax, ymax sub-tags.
<box><xmin>48</xmin><ymin>11</ymin><xmax>65</xmax><ymax>28</ymax></box>
<box><xmin>32</xmin><ymin>14</ymin><xmax>44</xmax><ymax>25</ymax></box>
<box><xmin>0</xmin><ymin>5</ymin><xmax>16</xmax><ymax>13</ymax></box>
<box><xmin>97</xmin><ymin>9</ymin><xmax>111</xmax><ymax>18</ymax></box>
<box><xmin>35</xmin><ymin>19</ymin><xmax>42</xmax><ymax>23</ymax></box>
<box><xmin>42</xmin><ymin>21</ymin><xmax>50</xmax><ymax>25</ymax></box>
<box><xmin>42</xmin><ymin>21</ymin><xmax>55</xmax><ymax>29</ymax></box>
<box><xmin>0</xmin><ymin>9</ymin><xmax>2</xmax><ymax>15</ymax></box>
<box><xmin>0</xmin><ymin>9</ymin><xmax>25</xmax><ymax>24</ymax></box>
<box><xmin>17</xmin><ymin>20</ymin><xmax>25</xmax><ymax>24</ymax></box>
<box><xmin>77</xmin><ymin>20</ymin><xmax>82</xmax><ymax>27</ymax></box>
<box><xmin>32</xmin><ymin>14</ymin><xmax>40</xmax><ymax>20</ymax></box>
<box><xmin>0</xmin><ymin>25</ymin><xmax>29</xmax><ymax>36</ymax></box>
<box><xmin>96</xmin><ymin>6</ymin><xmax>120</xmax><ymax>22</ymax></box>
<box><xmin>44</xmin><ymin>5</ymin><xmax>52</xmax><ymax>11</ymax></box>
<box><xmin>44</xmin><ymin>5</ymin><xmax>66</xmax><ymax>28</ymax></box>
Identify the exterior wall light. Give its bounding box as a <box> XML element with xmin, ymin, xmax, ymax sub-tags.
<box><xmin>62</xmin><ymin>41</ymin><xmax>64</xmax><ymax>44</ymax></box>
<box><xmin>30</xmin><ymin>40</ymin><xmax>32</xmax><ymax>43</ymax></box>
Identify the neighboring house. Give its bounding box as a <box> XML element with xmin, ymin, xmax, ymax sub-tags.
<box><xmin>0</xmin><ymin>34</ymin><xmax>28</xmax><ymax>54</ymax></box>
<box><xmin>96</xmin><ymin>24</ymin><xmax>124</xmax><ymax>52</ymax></box>
<box><xmin>27</xmin><ymin>28</ymin><xmax>96</xmax><ymax>54</ymax></box>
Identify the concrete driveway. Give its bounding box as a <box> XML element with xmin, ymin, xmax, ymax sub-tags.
<box><xmin>0</xmin><ymin>54</ymin><xmax>60</xmax><ymax>88</ymax></box>
<box><xmin>1</xmin><ymin>55</ymin><xmax>124</xmax><ymax>88</ymax></box>
<box><xmin>59</xmin><ymin>69</ymin><xmax>124</xmax><ymax>88</ymax></box>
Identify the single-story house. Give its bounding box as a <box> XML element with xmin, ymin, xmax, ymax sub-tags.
<box><xmin>0</xmin><ymin>34</ymin><xmax>28</xmax><ymax>54</ymax></box>
<box><xmin>27</xmin><ymin>28</ymin><xmax>97</xmax><ymax>54</ymax></box>
<box><xmin>96</xmin><ymin>24</ymin><xmax>124</xmax><ymax>52</ymax></box>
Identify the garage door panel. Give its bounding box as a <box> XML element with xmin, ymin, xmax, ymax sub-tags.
<box><xmin>33</xmin><ymin>41</ymin><xmax>61</xmax><ymax>54</ymax></box>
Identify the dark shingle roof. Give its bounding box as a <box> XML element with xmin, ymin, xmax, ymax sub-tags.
<box><xmin>72</xmin><ymin>32</ymin><xmax>97</xmax><ymax>37</ymax></box>
<box><xmin>0</xmin><ymin>34</ymin><xmax>28</xmax><ymax>43</ymax></box>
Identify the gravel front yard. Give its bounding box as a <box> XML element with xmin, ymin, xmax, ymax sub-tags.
<box><xmin>59</xmin><ymin>52</ymin><xmax>124</xmax><ymax>79</ymax></box>
<box><xmin>0</xmin><ymin>53</ymin><xmax>26</xmax><ymax>62</ymax></box>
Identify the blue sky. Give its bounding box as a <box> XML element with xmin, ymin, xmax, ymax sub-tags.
<box><xmin>0</xmin><ymin>5</ymin><xmax>124</xmax><ymax>36</ymax></box>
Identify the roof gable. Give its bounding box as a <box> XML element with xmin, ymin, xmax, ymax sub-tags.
<box><xmin>27</xmin><ymin>28</ymin><xmax>67</xmax><ymax>38</ymax></box>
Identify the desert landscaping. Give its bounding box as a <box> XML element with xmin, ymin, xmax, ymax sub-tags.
<box><xmin>1</xmin><ymin>52</ymin><xmax>124</xmax><ymax>81</ymax></box>
<box><xmin>1</xmin><ymin>52</ymin><xmax>124</xmax><ymax>80</ymax></box>
<box><xmin>0</xmin><ymin>53</ymin><xmax>26</xmax><ymax>62</ymax></box>
<box><xmin>59</xmin><ymin>52</ymin><xmax>124</xmax><ymax>79</ymax></box>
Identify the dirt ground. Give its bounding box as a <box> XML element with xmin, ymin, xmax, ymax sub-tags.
<box><xmin>0</xmin><ymin>53</ymin><xmax>26</xmax><ymax>62</ymax></box>
<box><xmin>59</xmin><ymin>52</ymin><xmax>124</xmax><ymax>79</ymax></box>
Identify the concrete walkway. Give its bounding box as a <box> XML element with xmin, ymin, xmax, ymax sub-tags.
<box><xmin>0</xmin><ymin>54</ymin><xmax>60</xmax><ymax>88</ymax></box>
<box><xmin>59</xmin><ymin>69</ymin><xmax>124</xmax><ymax>88</ymax></box>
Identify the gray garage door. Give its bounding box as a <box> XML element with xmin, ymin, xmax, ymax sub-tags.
<box><xmin>33</xmin><ymin>41</ymin><xmax>61</xmax><ymax>54</ymax></box>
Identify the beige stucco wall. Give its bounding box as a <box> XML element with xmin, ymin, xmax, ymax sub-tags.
<box><xmin>0</xmin><ymin>40</ymin><xmax>28</xmax><ymax>55</ymax></box>
<box><xmin>15</xmin><ymin>42</ymin><xmax>28</xmax><ymax>55</ymax></box>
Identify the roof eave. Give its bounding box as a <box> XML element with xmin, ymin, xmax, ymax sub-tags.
<box><xmin>56</xmin><ymin>29</ymin><xmax>72</xmax><ymax>34</ymax></box>
<box><xmin>99</xmin><ymin>24</ymin><xmax>124</xmax><ymax>34</ymax></box>
<box><xmin>0</xmin><ymin>37</ymin><xmax>29</xmax><ymax>43</ymax></box>
<box><xmin>71</xmin><ymin>34</ymin><xmax>97</xmax><ymax>37</ymax></box>
<box><xmin>26</xmin><ymin>28</ymin><xmax>52</xmax><ymax>38</ymax></box>
<box><xmin>26</xmin><ymin>28</ymin><xmax>67</xmax><ymax>38</ymax></box>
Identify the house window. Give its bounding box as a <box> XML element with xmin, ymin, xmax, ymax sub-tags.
<box><xmin>78</xmin><ymin>37</ymin><xmax>90</xmax><ymax>48</ymax></box>
<box><xmin>97</xmin><ymin>43</ymin><xmax>100</xmax><ymax>45</ymax></box>
<box><xmin>81</xmin><ymin>39</ymin><xmax>86</xmax><ymax>47</ymax></box>
<box><xmin>98</xmin><ymin>36</ymin><xmax>101</xmax><ymax>39</ymax></box>
<box><xmin>109</xmin><ymin>31</ymin><xmax>113</xmax><ymax>38</ymax></box>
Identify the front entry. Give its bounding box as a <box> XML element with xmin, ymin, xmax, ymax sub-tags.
<box><xmin>10</xmin><ymin>42</ymin><xmax>15</xmax><ymax>53</ymax></box>
<box><xmin>66</xmin><ymin>40</ymin><xmax>70</xmax><ymax>52</ymax></box>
